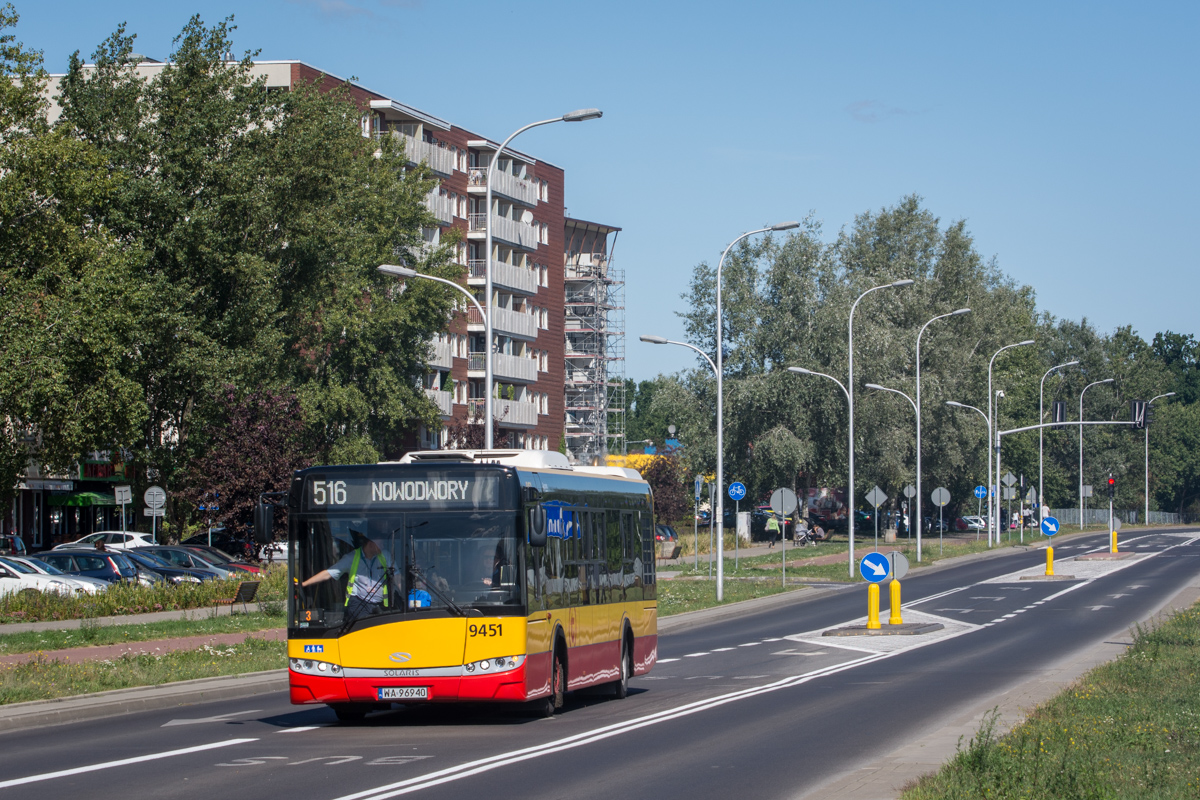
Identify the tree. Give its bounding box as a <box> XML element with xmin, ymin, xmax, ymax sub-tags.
<box><xmin>640</xmin><ymin>450</ymin><xmax>689</xmax><ymax>525</ymax></box>
<box><xmin>181</xmin><ymin>386</ymin><xmax>311</xmax><ymax>539</ymax></box>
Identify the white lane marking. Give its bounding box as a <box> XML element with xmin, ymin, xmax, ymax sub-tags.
<box><xmin>162</xmin><ymin>710</ymin><xmax>263</xmax><ymax>727</ymax></box>
<box><xmin>711</xmin><ymin>647</ymin><xmax>735</xmax><ymax>652</ymax></box>
<box><xmin>331</xmin><ymin>654</ymin><xmax>892</xmax><ymax>800</ymax></box>
<box><xmin>762</xmin><ymin>638</ymin><xmax>783</xmax><ymax>642</ymax></box>
<box><xmin>0</xmin><ymin>739</ymin><xmax>258</xmax><ymax>789</ymax></box>
<box><xmin>278</xmin><ymin>726</ymin><xmax>323</xmax><ymax>734</ymax></box>
<box><xmin>683</xmin><ymin>652</ymin><xmax>708</xmax><ymax>658</ymax></box>
<box><xmin>738</xmin><ymin>642</ymin><xmax>761</xmax><ymax>647</ymax></box>
<box><xmin>657</xmin><ymin>658</ymin><xmax>680</xmax><ymax>663</ymax></box>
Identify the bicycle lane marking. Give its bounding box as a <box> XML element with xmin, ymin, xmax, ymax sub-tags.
<box><xmin>0</xmin><ymin>738</ymin><xmax>258</xmax><ymax>789</ymax></box>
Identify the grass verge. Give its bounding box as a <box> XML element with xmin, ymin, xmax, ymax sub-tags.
<box><xmin>0</xmin><ymin>611</ymin><xmax>284</xmax><ymax>655</ymax></box>
<box><xmin>0</xmin><ymin>635</ymin><xmax>286</xmax><ymax>705</ymax></box>
<box><xmin>657</xmin><ymin>578</ymin><xmax>795</xmax><ymax>616</ymax></box>
<box><xmin>902</xmin><ymin>603</ymin><xmax>1200</xmax><ymax>800</ymax></box>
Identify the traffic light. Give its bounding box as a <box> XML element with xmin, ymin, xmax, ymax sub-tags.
<box><xmin>1107</xmin><ymin>475</ymin><xmax>1116</xmax><ymax>499</ymax></box>
<box><xmin>1051</xmin><ymin>401</ymin><xmax>1067</xmax><ymax>429</ymax></box>
<box><xmin>1131</xmin><ymin>401</ymin><xmax>1147</xmax><ymax>429</ymax></box>
<box><xmin>1145</xmin><ymin>403</ymin><xmax>1156</xmax><ymax>428</ymax></box>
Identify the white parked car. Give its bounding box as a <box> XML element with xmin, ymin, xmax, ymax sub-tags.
<box><xmin>52</xmin><ymin>531</ymin><xmax>155</xmax><ymax>551</ymax></box>
<box><xmin>0</xmin><ymin>557</ymin><xmax>77</xmax><ymax>596</ymax></box>
<box><xmin>11</xmin><ymin>556</ymin><xmax>106</xmax><ymax>594</ymax></box>
<box><xmin>961</xmin><ymin>516</ymin><xmax>987</xmax><ymax>532</ymax></box>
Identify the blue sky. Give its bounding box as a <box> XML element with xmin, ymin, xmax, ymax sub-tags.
<box><xmin>18</xmin><ymin>1</ymin><xmax>1198</xmax><ymax>380</ymax></box>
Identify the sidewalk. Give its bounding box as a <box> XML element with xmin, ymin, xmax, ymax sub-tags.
<box><xmin>0</xmin><ymin>603</ymin><xmax>268</xmax><ymax>635</ymax></box>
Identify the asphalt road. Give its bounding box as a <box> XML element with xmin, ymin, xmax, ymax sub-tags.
<box><xmin>2</xmin><ymin>529</ymin><xmax>1197</xmax><ymax>800</ymax></box>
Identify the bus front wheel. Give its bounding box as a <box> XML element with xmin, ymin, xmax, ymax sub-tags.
<box><xmin>612</xmin><ymin>637</ymin><xmax>630</xmax><ymax>699</ymax></box>
<box><xmin>330</xmin><ymin>703</ymin><xmax>370</xmax><ymax>723</ymax></box>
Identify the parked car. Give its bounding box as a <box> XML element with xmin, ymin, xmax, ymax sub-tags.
<box><xmin>52</xmin><ymin>531</ymin><xmax>155</xmax><ymax>551</ymax></box>
<box><xmin>141</xmin><ymin>546</ymin><xmax>237</xmax><ymax>578</ymax></box>
<box><xmin>12</xmin><ymin>557</ymin><xmax>106</xmax><ymax>594</ymax></box>
<box><xmin>181</xmin><ymin>545</ymin><xmax>261</xmax><ymax>574</ymax></box>
<box><xmin>654</xmin><ymin>524</ymin><xmax>681</xmax><ymax>559</ymax></box>
<box><xmin>181</xmin><ymin>530</ymin><xmax>255</xmax><ymax>560</ymax></box>
<box><xmin>0</xmin><ymin>557</ymin><xmax>77</xmax><ymax>596</ymax></box>
<box><xmin>0</xmin><ymin>534</ymin><xmax>27</xmax><ymax>557</ymax></box>
<box><xmin>960</xmin><ymin>515</ymin><xmax>987</xmax><ymax>532</ymax></box>
<box><xmin>35</xmin><ymin>550</ymin><xmax>139</xmax><ymax>584</ymax></box>
<box><xmin>123</xmin><ymin>549</ymin><xmax>208</xmax><ymax>584</ymax></box>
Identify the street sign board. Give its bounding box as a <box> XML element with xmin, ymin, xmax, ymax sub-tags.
<box><xmin>144</xmin><ymin>486</ymin><xmax>166</xmax><ymax>509</ymax></box>
<box><xmin>1025</xmin><ymin>488</ymin><xmax>1038</xmax><ymax>505</ymax></box>
<box><xmin>903</xmin><ymin>485</ymin><xmax>916</xmax><ymax>499</ymax></box>
<box><xmin>728</xmin><ymin>482</ymin><xmax>747</xmax><ymax>502</ymax></box>
<box><xmin>888</xmin><ymin>551</ymin><xmax>910</xmax><ymax>580</ymax></box>
<box><xmin>769</xmin><ymin>488</ymin><xmax>798</xmax><ymax>517</ymax></box>
<box><xmin>1002</xmin><ymin>471</ymin><xmax>1017</xmax><ymax>487</ymax></box>
<box><xmin>1113</xmin><ymin>518</ymin><xmax>1122</xmax><ymax>532</ymax></box>
<box><xmin>866</xmin><ymin>486</ymin><xmax>887</xmax><ymax>509</ymax></box>
<box><xmin>114</xmin><ymin>485</ymin><xmax>132</xmax><ymax>505</ymax></box>
<box><xmin>859</xmin><ymin>552</ymin><xmax>891</xmax><ymax>583</ymax></box>
<box><xmin>931</xmin><ymin>487</ymin><xmax>951</xmax><ymax>507</ymax></box>
<box><xmin>1001</xmin><ymin>487</ymin><xmax>1016</xmax><ymax>500</ymax></box>
<box><xmin>974</xmin><ymin>485</ymin><xmax>987</xmax><ymax>499</ymax></box>
<box><xmin>143</xmin><ymin>508</ymin><xmax>165</xmax><ymax>517</ymax></box>
<box><xmin>1040</xmin><ymin>516</ymin><xmax>1060</xmax><ymax>536</ymax></box>
<box><xmin>694</xmin><ymin>475</ymin><xmax>702</xmax><ymax>501</ymax></box>
<box><xmin>1082</xmin><ymin>484</ymin><xmax>1093</xmax><ymax>498</ymax></box>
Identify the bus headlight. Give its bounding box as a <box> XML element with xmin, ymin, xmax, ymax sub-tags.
<box><xmin>290</xmin><ymin>658</ymin><xmax>343</xmax><ymax>676</ymax></box>
<box><xmin>463</xmin><ymin>655</ymin><xmax>525</xmax><ymax>674</ymax></box>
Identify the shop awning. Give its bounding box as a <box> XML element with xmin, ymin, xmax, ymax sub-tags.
<box><xmin>47</xmin><ymin>491</ymin><xmax>117</xmax><ymax>507</ymax></box>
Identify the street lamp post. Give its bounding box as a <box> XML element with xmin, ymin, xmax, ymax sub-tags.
<box><xmin>987</xmin><ymin>340</ymin><xmax>1035</xmax><ymax>545</ymax></box>
<box><xmin>1078</xmin><ymin>378</ymin><xmax>1114</xmax><ymax>529</ymax></box>
<box><xmin>914</xmin><ymin>308</ymin><xmax>970</xmax><ymax>562</ymax></box>
<box><xmin>1145</xmin><ymin>392</ymin><xmax>1175</xmax><ymax>525</ymax></box>
<box><xmin>713</xmin><ymin>222</ymin><xmax>798</xmax><ymax>601</ymax></box>
<box><xmin>864</xmin><ymin>382</ymin><xmax>918</xmax><ymax>554</ymax></box>
<box><xmin>945</xmin><ymin>402</ymin><xmax>990</xmax><ymax>517</ymax></box>
<box><xmin>1038</xmin><ymin>360</ymin><xmax>1079</xmax><ymax>519</ymax></box>
<box><xmin>840</xmin><ymin>280</ymin><xmax>915</xmax><ymax>576</ymax></box>
<box><xmin>483</xmin><ymin>109</ymin><xmax>602</xmax><ymax>448</ymax></box>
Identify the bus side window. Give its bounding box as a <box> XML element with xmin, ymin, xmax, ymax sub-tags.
<box><xmin>606</xmin><ymin>510</ymin><xmax>623</xmax><ymax>604</ymax></box>
<box><xmin>640</xmin><ymin>510</ymin><xmax>656</xmax><ymax>601</ymax></box>
<box><xmin>623</xmin><ymin>511</ymin><xmax>641</xmax><ymax>602</ymax></box>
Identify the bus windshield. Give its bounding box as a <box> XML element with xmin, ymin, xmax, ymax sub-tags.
<box><xmin>292</xmin><ymin>511</ymin><xmax>520</xmax><ymax>631</ymax></box>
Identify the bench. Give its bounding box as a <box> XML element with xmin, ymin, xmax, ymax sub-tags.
<box><xmin>213</xmin><ymin>580</ymin><xmax>260</xmax><ymax>615</ymax></box>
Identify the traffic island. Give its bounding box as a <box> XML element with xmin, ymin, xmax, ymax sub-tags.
<box><xmin>1020</xmin><ymin>574</ymin><xmax>1076</xmax><ymax>581</ymax></box>
<box><xmin>822</xmin><ymin>622</ymin><xmax>944</xmax><ymax>637</ymax></box>
<box><xmin>1075</xmin><ymin>552</ymin><xmax>1137</xmax><ymax>561</ymax></box>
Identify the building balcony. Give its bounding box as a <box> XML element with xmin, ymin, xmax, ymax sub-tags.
<box><xmin>468</xmin><ymin>398</ymin><xmax>538</xmax><ymax>428</ymax></box>
<box><xmin>424</xmin><ymin>191</ymin><xmax>455</xmax><ymax>225</ymax></box>
<box><xmin>423</xmin><ymin>388</ymin><xmax>453</xmax><ymax>417</ymax></box>
<box><xmin>564</xmin><ymin>252</ymin><xmax>609</xmax><ymax>280</ymax></box>
<box><xmin>467</xmin><ymin>352</ymin><xmax>538</xmax><ymax>383</ymax></box>
<box><xmin>466</xmin><ymin>304</ymin><xmax>538</xmax><ymax>340</ymax></box>
<box><xmin>427</xmin><ymin>339</ymin><xmax>454</xmax><ymax>369</ymax></box>
<box><xmin>467</xmin><ymin>259</ymin><xmax>539</xmax><ymax>295</ymax></box>
<box><xmin>467</xmin><ymin>167</ymin><xmax>540</xmax><ymax>206</ymax></box>
<box><xmin>467</xmin><ymin>213</ymin><xmax>540</xmax><ymax>250</ymax></box>
<box><xmin>390</xmin><ymin>131</ymin><xmax>457</xmax><ymax>176</ymax></box>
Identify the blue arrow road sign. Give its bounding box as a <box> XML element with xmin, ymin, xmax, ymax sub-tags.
<box><xmin>1040</xmin><ymin>516</ymin><xmax>1060</xmax><ymax>537</ymax></box>
<box><xmin>728</xmin><ymin>482</ymin><xmax>747</xmax><ymax>501</ymax></box>
<box><xmin>859</xmin><ymin>552</ymin><xmax>891</xmax><ymax>583</ymax></box>
<box><xmin>974</xmin><ymin>485</ymin><xmax>987</xmax><ymax>499</ymax></box>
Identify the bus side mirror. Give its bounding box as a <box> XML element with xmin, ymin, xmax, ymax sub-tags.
<box><xmin>528</xmin><ymin>506</ymin><xmax>547</xmax><ymax>548</ymax></box>
<box><xmin>253</xmin><ymin>503</ymin><xmax>274</xmax><ymax>545</ymax></box>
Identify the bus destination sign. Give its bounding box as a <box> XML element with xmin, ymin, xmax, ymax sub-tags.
<box><xmin>303</xmin><ymin>472</ymin><xmax>502</xmax><ymax>511</ymax></box>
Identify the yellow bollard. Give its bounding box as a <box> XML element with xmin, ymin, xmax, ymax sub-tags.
<box><xmin>867</xmin><ymin>583</ymin><xmax>881</xmax><ymax>629</ymax></box>
<box><xmin>1111</xmin><ymin>530</ymin><xmax>1118</xmax><ymax>553</ymax></box>
<box><xmin>889</xmin><ymin>579</ymin><xmax>903</xmax><ymax>625</ymax></box>
<box><xmin>1045</xmin><ymin>546</ymin><xmax>1055</xmax><ymax>576</ymax></box>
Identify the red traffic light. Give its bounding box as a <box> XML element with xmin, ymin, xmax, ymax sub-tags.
<box><xmin>1108</xmin><ymin>477</ymin><xmax>1115</xmax><ymax>486</ymax></box>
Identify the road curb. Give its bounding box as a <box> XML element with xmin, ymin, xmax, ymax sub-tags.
<box><xmin>0</xmin><ymin>669</ymin><xmax>287</xmax><ymax>735</ymax></box>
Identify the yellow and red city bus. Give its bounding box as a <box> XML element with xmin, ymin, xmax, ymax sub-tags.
<box><xmin>273</xmin><ymin>449</ymin><xmax>657</xmax><ymax>721</ymax></box>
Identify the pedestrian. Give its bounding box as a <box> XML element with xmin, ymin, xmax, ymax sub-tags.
<box><xmin>766</xmin><ymin>514</ymin><xmax>780</xmax><ymax>548</ymax></box>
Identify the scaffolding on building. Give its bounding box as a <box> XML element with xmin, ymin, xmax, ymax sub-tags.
<box><xmin>563</xmin><ymin>219</ymin><xmax>623</xmax><ymax>465</ymax></box>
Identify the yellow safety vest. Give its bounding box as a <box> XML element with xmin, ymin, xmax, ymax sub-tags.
<box><xmin>345</xmin><ymin>549</ymin><xmax>388</xmax><ymax>606</ymax></box>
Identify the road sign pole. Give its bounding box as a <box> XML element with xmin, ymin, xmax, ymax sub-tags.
<box><xmin>735</xmin><ymin>499</ymin><xmax>739</xmax><ymax>570</ymax></box>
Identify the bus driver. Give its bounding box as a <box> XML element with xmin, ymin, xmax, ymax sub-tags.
<box><xmin>302</xmin><ymin>531</ymin><xmax>394</xmax><ymax>617</ymax></box>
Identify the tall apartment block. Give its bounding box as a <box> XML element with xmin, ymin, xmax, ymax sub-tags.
<box><xmin>42</xmin><ymin>59</ymin><xmax>623</xmax><ymax>460</ymax></box>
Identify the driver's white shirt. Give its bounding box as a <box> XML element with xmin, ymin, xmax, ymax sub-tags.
<box><xmin>326</xmin><ymin>549</ymin><xmax>388</xmax><ymax>603</ymax></box>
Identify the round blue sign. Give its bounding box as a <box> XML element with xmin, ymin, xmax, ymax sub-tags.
<box><xmin>728</xmin><ymin>482</ymin><xmax>747</xmax><ymax>501</ymax></box>
<box><xmin>859</xmin><ymin>552</ymin><xmax>891</xmax><ymax>584</ymax></box>
<box><xmin>974</xmin><ymin>485</ymin><xmax>987</xmax><ymax>499</ymax></box>
<box><xmin>1040</xmin><ymin>516</ymin><xmax>1060</xmax><ymax>537</ymax></box>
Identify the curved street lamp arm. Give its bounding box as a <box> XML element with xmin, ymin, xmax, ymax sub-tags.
<box><xmin>865</xmin><ymin>383</ymin><xmax>918</xmax><ymax>416</ymax></box>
